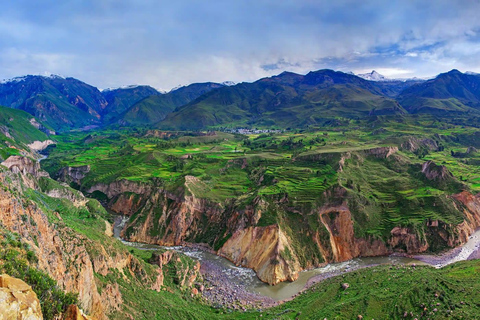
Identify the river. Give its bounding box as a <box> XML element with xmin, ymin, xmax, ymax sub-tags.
<box><xmin>113</xmin><ymin>215</ymin><xmax>480</xmax><ymax>301</ymax></box>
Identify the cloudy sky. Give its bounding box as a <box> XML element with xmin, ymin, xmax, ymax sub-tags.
<box><xmin>1</xmin><ymin>0</ymin><xmax>480</xmax><ymax>90</ymax></box>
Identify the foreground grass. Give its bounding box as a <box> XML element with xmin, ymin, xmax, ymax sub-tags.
<box><xmin>259</xmin><ymin>260</ymin><xmax>480</xmax><ymax>319</ymax></box>
<box><xmin>101</xmin><ymin>258</ymin><xmax>480</xmax><ymax>320</ymax></box>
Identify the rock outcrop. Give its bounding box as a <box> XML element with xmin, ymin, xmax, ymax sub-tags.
<box><xmin>0</xmin><ymin>274</ymin><xmax>43</xmax><ymax>320</ymax></box>
<box><xmin>63</xmin><ymin>304</ymin><xmax>95</xmax><ymax>320</ymax></box>
<box><xmin>27</xmin><ymin>140</ymin><xmax>55</xmax><ymax>151</ymax></box>
<box><xmin>58</xmin><ymin>165</ymin><xmax>91</xmax><ymax>185</ymax></box>
<box><xmin>422</xmin><ymin>160</ymin><xmax>453</xmax><ymax>181</ymax></box>
<box><xmin>86</xmin><ymin>180</ymin><xmax>151</xmax><ymax>199</ymax></box>
<box><xmin>401</xmin><ymin>137</ymin><xmax>439</xmax><ymax>152</ymax></box>
<box><xmin>218</xmin><ymin>225</ymin><xmax>301</xmax><ymax>285</ymax></box>
<box><xmin>1</xmin><ymin>156</ymin><xmax>44</xmax><ymax>177</ymax></box>
<box><xmin>318</xmin><ymin>204</ymin><xmax>389</xmax><ymax>261</ymax></box>
<box><xmin>364</xmin><ymin>146</ymin><xmax>398</xmax><ymax>159</ymax></box>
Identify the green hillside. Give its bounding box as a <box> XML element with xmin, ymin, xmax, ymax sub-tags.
<box><xmin>102</xmin><ymin>85</ymin><xmax>161</xmax><ymax>123</ymax></box>
<box><xmin>0</xmin><ymin>75</ymin><xmax>107</xmax><ymax>131</ymax></box>
<box><xmin>159</xmin><ymin>70</ymin><xmax>405</xmax><ymax>130</ymax></box>
<box><xmin>116</xmin><ymin>82</ymin><xmax>225</xmax><ymax>126</ymax></box>
<box><xmin>0</xmin><ymin>105</ymin><xmax>51</xmax><ymax>159</ymax></box>
<box><xmin>398</xmin><ymin>70</ymin><xmax>480</xmax><ymax>114</ymax></box>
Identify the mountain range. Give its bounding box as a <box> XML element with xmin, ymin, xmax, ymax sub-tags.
<box><xmin>1</xmin><ymin>69</ymin><xmax>480</xmax><ymax>131</ymax></box>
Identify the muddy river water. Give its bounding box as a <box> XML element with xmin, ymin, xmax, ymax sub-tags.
<box><xmin>113</xmin><ymin>215</ymin><xmax>480</xmax><ymax>301</ymax></box>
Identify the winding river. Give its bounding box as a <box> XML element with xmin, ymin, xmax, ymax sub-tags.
<box><xmin>113</xmin><ymin>215</ymin><xmax>480</xmax><ymax>301</ymax></box>
<box><xmin>35</xmin><ymin>150</ymin><xmax>480</xmax><ymax>302</ymax></box>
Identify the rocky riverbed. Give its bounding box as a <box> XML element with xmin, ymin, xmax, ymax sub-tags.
<box><xmin>199</xmin><ymin>260</ymin><xmax>277</xmax><ymax>310</ymax></box>
<box><xmin>413</xmin><ymin>228</ymin><xmax>480</xmax><ymax>267</ymax></box>
<box><xmin>114</xmin><ymin>215</ymin><xmax>480</xmax><ymax>310</ymax></box>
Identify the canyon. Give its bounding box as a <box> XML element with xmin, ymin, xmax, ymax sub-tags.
<box><xmin>62</xmin><ymin>146</ymin><xmax>480</xmax><ymax>286</ymax></box>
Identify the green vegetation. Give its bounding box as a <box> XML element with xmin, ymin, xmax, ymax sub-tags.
<box><xmin>0</xmin><ymin>105</ymin><xmax>52</xmax><ymax>161</ymax></box>
<box><xmin>257</xmin><ymin>260</ymin><xmax>480</xmax><ymax>319</ymax></box>
<box><xmin>114</xmin><ymin>82</ymin><xmax>224</xmax><ymax>127</ymax></box>
<box><xmin>0</xmin><ymin>228</ymin><xmax>78</xmax><ymax>319</ymax></box>
<box><xmin>39</xmin><ymin>114</ymin><xmax>480</xmax><ymax>266</ymax></box>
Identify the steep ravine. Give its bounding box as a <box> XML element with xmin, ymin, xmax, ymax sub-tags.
<box><xmin>83</xmin><ymin>173</ymin><xmax>480</xmax><ymax>286</ymax></box>
<box><xmin>52</xmin><ymin>146</ymin><xmax>480</xmax><ymax>286</ymax></box>
<box><xmin>0</xmin><ymin>157</ymin><xmax>184</xmax><ymax>319</ymax></box>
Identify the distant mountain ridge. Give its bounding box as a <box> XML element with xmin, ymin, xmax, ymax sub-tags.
<box><xmin>0</xmin><ymin>69</ymin><xmax>478</xmax><ymax>131</ymax></box>
<box><xmin>398</xmin><ymin>69</ymin><xmax>480</xmax><ymax>114</ymax></box>
<box><xmin>101</xmin><ymin>85</ymin><xmax>161</xmax><ymax>123</ymax></box>
<box><xmin>114</xmin><ymin>82</ymin><xmax>226</xmax><ymax>126</ymax></box>
<box><xmin>0</xmin><ymin>75</ymin><xmax>107</xmax><ymax>131</ymax></box>
<box><xmin>158</xmin><ymin>69</ymin><xmax>405</xmax><ymax>130</ymax></box>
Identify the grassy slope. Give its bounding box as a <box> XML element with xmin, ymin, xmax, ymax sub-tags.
<box><xmin>0</xmin><ymin>106</ymin><xmax>48</xmax><ymax>144</ymax></box>
<box><xmin>0</xmin><ymin>105</ymin><xmax>52</xmax><ymax>160</ymax></box>
<box><xmin>159</xmin><ymin>70</ymin><xmax>404</xmax><ymax>130</ymax></box>
<box><xmin>256</xmin><ymin>260</ymin><xmax>480</xmax><ymax>319</ymax></box>
<box><xmin>398</xmin><ymin>70</ymin><xmax>480</xmax><ymax>115</ymax></box>
<box><xmin>40</xmin><ymin>115</ymin><xmax>480</xmax><ymax>263</ymax></box>
<box><xmin>102</xmin><ymin>85</ymin><xmax>160</xmax><ymax>123</ymax></box>
<box><xmin>116</xmin><ymin>82</ymin><xmax>225</xmax><ymax>127</ymax></box>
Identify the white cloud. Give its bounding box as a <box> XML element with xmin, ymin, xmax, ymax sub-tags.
<box><xmin>1</xmin><ymin>1</ymin><xmax>480</xmax><ymax>89</ymax></box>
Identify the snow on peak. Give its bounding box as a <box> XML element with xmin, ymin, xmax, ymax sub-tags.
<box><xmin>357</xmin><ymin>70</ymin><xmax>388</xmax><ymax>81</ymax></box>
<box><xmin>169</xmin><ymin>84</ymin><xmax>185</xmax><ymax>92</ymax></box>
<box><xmin>102</xmin><ymin>85</ymin><xmax>142</xmax><ymax>92</ymax></box>
<box><xmin>45</xmin><ymin>74</ymin><xmax>65</xmax><ymax>80</ymax></box>
<box><xmin>222</xmin><ymin>81</ymin><xmax>236</xmax><ymax>86</ymax></box>
<box><xmin>1</xmin><ymin>76</ymin><xmax>28</xmax><ymax>84</ymax></box>
<box><xmin>466</xmin><ymin>71</ymin><xmax>480</xmax><ymax>76</ymax></box>
<box><xmin>1</xmin><ymin>74</ymin><xmax>65</xmax><ymax>84</ymax></box>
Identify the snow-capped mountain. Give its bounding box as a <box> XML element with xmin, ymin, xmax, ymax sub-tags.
<box><xmin>357</xmin><ymin>70</ymin><xmax>388</xmax><ymax>81</ymax></box>
<box><xmin>1</xmin><ymin>74</ymin><xmax>65</xmax><ymax>84</ymax></box>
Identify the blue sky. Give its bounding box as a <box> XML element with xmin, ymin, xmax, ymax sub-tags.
<box><xmin>1</xmin><ymin>0</ymin><xmax>480</xmax><ymax>90</ymax></box>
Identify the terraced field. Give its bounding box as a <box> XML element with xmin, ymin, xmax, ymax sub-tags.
<box><xmin>41</xmin><ymin>116</ymin><xmax>480</xmax><ymax>244</ymax></box>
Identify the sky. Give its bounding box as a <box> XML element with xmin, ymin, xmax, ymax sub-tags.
<box><xmin>1</xmin><ymin>0</ymin><xmax>480</xmax><ymax>91</ymax></box>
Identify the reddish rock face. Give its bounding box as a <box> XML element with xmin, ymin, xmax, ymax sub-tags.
<box><xmin>63</xmin><ymin>304</ymin><xmax>96</xmax><ymax>320</ymax></box>
<box><xmin>112</xmin><ymin>175</ymin><xmax>480</xmax><ymax>286</ymax></box>
<box><xmin>319</xmin><ymin>204</ymin><xmax>389</xmax><ymax>262</ymax></box>
<box><xmin>219</xmin><ymin>225</ymin><xmax>301</xmax><ymax>285</ymax></box>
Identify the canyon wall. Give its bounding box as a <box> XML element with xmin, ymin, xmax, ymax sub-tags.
<box><xmin>75</xmin><ymin>152</ymin><xmax>480</xmax><ymax>286</ymax></box>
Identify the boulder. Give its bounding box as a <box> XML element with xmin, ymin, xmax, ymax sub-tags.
<box><xmin>0</xmin><ymin>274</ymin><xmax>43</xmax><ymax>320</ymax></box>
<box><xmin>63</xmin><ymin>304</ymin><xmax>95</xmax><ymax>320</ymax></box>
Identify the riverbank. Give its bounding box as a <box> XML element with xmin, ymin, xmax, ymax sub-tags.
<box><xmin>112</xmin><ymin>214</ymin><xmax>480</xmax><ymax>310</ymax></box>
<box><xmin>200</xmin><ymin>260</ymin><xmax>277</xmax><ymax>311</ymax></box>
<box><xmin>413</xmin><ymin>228</ymin><xmax>480</xmax><ymax>267</ymax></box>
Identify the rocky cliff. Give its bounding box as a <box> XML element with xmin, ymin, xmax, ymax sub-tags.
<box><xmin>106</xmin><ymin>154</ymin><xmax>480</xmax><ymax>286</ymax></box>
<box><xmin>0</xmin><ymin>159</ymin><xmax>179</xmax><ymax>319</ymax></box>
<box><xmin>0</xmin><ymin>170</ymin><xmax>105</xmax><ymax>317</ymax></box>
<box><xmin>1</xmin><ymin>155</ymin><xmax>46</xmax><ymax>177</ymax></box>
<box><xmin>218</xmin><ymin>225</ymin><xmax>301</xmax><ymax>285</ymax></box>
<box><xmin>0</xmin><ymin>274</ymin><xmax>43</xmax><ymax>320</ymax></box>
<box><xmin>58</xmin><ymin>165</ymin><xmax>91</xmax><ymax>185</ymax></box>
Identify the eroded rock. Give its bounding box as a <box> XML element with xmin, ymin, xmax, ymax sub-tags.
<box><xmin>0</xmin><ymin>274</ymin><xmax>43</xmax><ymax>320</ymax></box>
